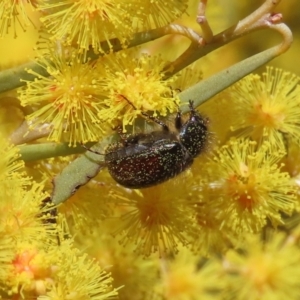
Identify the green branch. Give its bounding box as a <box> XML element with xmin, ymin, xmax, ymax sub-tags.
<box><xmin>18</xmin><ymin>142</ymin><xmax>91</xmax><ymax>161</ymax></box>
<box><xmin>179</xmin><ymin>23</ymin><xmax>293</xmax><ymax>112</ymax></box>
<box><xmin>0</xmin><ymin>0</ymin><xmax>284</xmax><ymax>94</ymax></box>
<box><xmin>0</xmin><ymin>25</ymin><xmax>200</xmax><ymax>94</ymax></box>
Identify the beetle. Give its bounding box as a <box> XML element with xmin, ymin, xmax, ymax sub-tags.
<box><xmin>84</xmin><ymin>100</ymin><xmax>209</xmax><ymax>188</ymax></box>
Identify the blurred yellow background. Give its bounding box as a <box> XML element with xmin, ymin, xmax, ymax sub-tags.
<box><xmin>0</xmin><ymin>0</ymin><xmax>298</xmax><ymax>76</ymax></box>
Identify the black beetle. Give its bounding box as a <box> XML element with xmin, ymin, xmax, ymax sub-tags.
<box><xmin>85</xmin><ymin>100</ymin><xmax>209</xmax><ymax>188</ymax></box>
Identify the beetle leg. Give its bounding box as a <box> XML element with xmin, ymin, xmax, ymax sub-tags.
<box><xmin>113</xmin><ymin>125</ymin><xmax>141</xmax><ymax>146</ymax></box>
<box><xmin>120</xmin><ymin>94</ymin><xmax>170</xmax><ymax>132</ymax></box>
<box><xmin>115</xmin><ymin>125</ymin><xmax>129</xmax><ymax>145</ymax></box>
<box><xmin>175</xmin><ymin>110</ymin><xmax>182</xmax><ymax>130</ymax></box>
<box><xmin>188</xmin><ymin>100</ymin><xmax>197</xmax><ymax>115</ymax></box>
<box><xmin>140</xmin><ymin>112</ymin><xmax>169</xmax><ymax>132</ymax></box>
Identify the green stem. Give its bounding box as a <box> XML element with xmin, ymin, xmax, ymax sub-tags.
<box><xmin>0</xmin><ymin>0</ymin><xmax>283</xmax><ymax>93</ymax></box>
<box><xmin>0</xmin><ymin>62</ymin><xmax>48</xmax><ymax>94</ymax></box>
<box><xmin>18</xmin><ymin>142</ymin><xmax>93</xmax><ymax>161</ymax></box>
<box><xmin>163</xmin><ymin>0</ymin><xmax>283</xmax><ymax>78</ymax></box>
<box><xmin>0</xmin><ymin>25</ymin><xmax>200</xmax><ymax>94</ymax></box>
<box><xmin>179</xmin><ymin>23</ymin><xmax>293</xmax><ymax>112</ymax></box>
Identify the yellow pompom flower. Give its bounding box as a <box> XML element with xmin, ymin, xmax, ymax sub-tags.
<box><xmin>39</xmin><ymin>241</ymin><xmax>119</xmax><ymax>300</ymax></box>
<box><xmin>189</xmin><ymin>194</ymin><xmax>235</xmax><ymax>256</ymax></box>
<box><xmin>0</xmin><ymin>138</ymin><xmax>58</xmax><ymax>298</ymax></box>
<box><xmin>138</xmin><ymin>0</ymin><xmax>188</xmax><ymax>30</ymax></box>
<box><xmin>0</xmin><ymin>133</ymin><xmax>29</xmax><ymax>186</ymax></box>
<box><xmin>19</xmin><ymin>48</ymin><xmax>108</xmax><ymax>146</ymax></box>
<box><xmin>37</xmin><ymin>0</ymin><xmax>137</xmax><ymax>53</ymax></box>
<box><xmin>2</xmin><ymin>238</ymin><xmax>119</xmax><ymax>299</ymax></box>
<box><xmin>0</xmin><ymin>135</ymin><xmax>51</xmax><ymax>243</ymax></box>
<box><xmin>4</xmin><ymin>242</ymin><xmax>54</xmax><ymax>298</ymax></box>
<box><xmin>155</xmin><ymin>247</ymin><xmax>223</xmax><ymax>300</ymax></box>
<box><xmin>108</xmin><ymin>173</ymin><xmax>195</xmax><ymax>257</ymax></box>
<box><xmin>80</xmin><ymin>232</ymin><xmax>159</xmax><ymax>300</ymax></box>
<box><xmin>0</xmin><ymin>0</ymin><xmax>37</xmax><ymax>37</ymax></box>
<box><xmin>37</xmin><ymin>0</ymin><xmax>188</xmax><ymax>54</ymax></box>
<box><xmin>224</xmin><ymin>67</ymin><xmax>300</xmax><ymax>149</ymax></box>
<box><xmin>222</xmin><ymin>233</ymin><xmax>300</xmax><ymax>300</ymax></box>
<box><xmin>203</xmin><ymin>139</ymin><xmax>297</xmax><ymax>234</ymax></box>
<box><xmin>0</xmin><ymin>182</ymin><xmax>51</xmax><ymax>244</ymax></box>
<box><xmin>0</xmin><ymin>236</ymin><xmax>15</xmax><ymax>286</ymax></box>
<box><xmin>96</xmin><ymin>51</ymin><xmax>179</xmax><ymax>131</ymax></box>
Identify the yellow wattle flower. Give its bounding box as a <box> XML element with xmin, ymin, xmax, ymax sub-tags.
<box><xmin>223</xmin><ymin>233</ymin><xmax>300</xmax><ymax>300</ymax></box>
<box><xmin>108</xmin><ymin>172</ymin><xmax>195</xmax><ymax>257</ymax></box>
<box><xmin>19</xmin><ymin>47</ymin><xmax>109</xmax><ymax>146</ymax></box>
<box><xmin>0</xmin><ymin>1</ymin><xmax>37</xmax><ymax>38</ymax></box>
<box><xmin>223</xmin><ymin>67</ymin><xmax>300</xmax><ymax>149</ymax></box>
<box><xmin>37</xmin><ymin>0</ymin><xmax>137</xmax><ymax>53</ymax></box>
<box><xmin>203</xmin><ymin>139</ymin><xmax>297</xmax><ymax>234</ymax></box>
<box><xmin>96</xmin><ymin>51</ymin><xmax>179</xmax><ymax>132</ymax></box>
